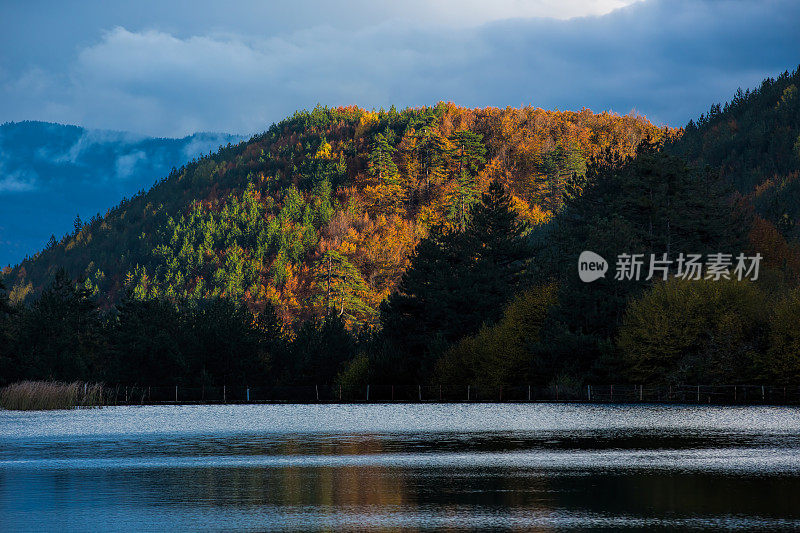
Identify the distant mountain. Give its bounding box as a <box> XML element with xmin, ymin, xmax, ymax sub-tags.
<box><xmin>0</xmin><ymin>121</ymin><xmax>243</xmax><ymax>266</ymax></box>
<box><xmin>2</xmin><ymin>104</ymin><xmax>665</xmax><ymax>326</ymax></box>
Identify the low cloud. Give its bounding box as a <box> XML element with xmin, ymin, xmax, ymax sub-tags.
<box><xmin>0</xmin><ymin>0</ymin><xmax>797</xmax><ymax>136</ymax></box>
<box><xmin>0</xmin><ymin>169</ymin><xmax>38</xmax><ymax>193</ymax></box>
<box><xmin>180</xmin><ymin>133</ymin><xmax>243</xmax><ymax>161</ymax></box>
<box><xmin>46</xmin><ymin>128</ymin><xmax>145</xmax><ymax>165</ymax></box>
<box><xmin>113</xmin><ymin>150</ymin><xmax>147</xmax><ymax>180</ymax></box>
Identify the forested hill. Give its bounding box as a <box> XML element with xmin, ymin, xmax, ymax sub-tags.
<box><xmin>668</xmin><ymin>66</ymin><xmax>800</xmax><ymax>237</ymax></box>
<box><xmin>2</xmin><ymin>103</ymin><xmax>666</xmax><ymax>327</ymax></box>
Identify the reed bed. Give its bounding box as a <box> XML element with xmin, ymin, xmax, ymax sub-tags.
<box><xmin>0</xmin><ymin>381</ymin><xmax>105</xmax><ymax>410</ymax></box>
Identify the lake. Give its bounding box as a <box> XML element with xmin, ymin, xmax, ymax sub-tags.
<box><xmin>1</xmin><ymin>403</ymin><xmax>800</xmax><ymax>531</ymax></box>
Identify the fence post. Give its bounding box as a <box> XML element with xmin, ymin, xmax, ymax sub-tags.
<box><xmin>697</xmin><ymin>385</ymin><xmax>700</xmax><ymax>402</ymax></box>
<box><xmin>610</xmin><ymin>384</ymin><xmax>613</xmax><ymax>402</ymax></box>
<box><xmin>555</xmin><ymin>384</ymin><xmax>559</xmax><ymax>402</ymax></box>
<box><xmin>734</xmin><ymin>385</ymin><xmax>737</xmax><ymax>402</ymax></box>
<box><xmin>316</xmin><ymin>384</ymin><xmax>319</xmax><ymax>402</ymax></box>
<box><xmin>175</xmin><ymin>385</ymin><xmax>178</xmax><ymax>403</ymax></box>
<box><xmin>528</xmin><ymin>385</ymin><xmax>531</xmax><ymax>402</ymax></box>
<box><xmin>366</xmin><ymin>384</ymin><xmax>370</xmax><ymax>402</ymax></box>
<box><xmin>762</xmin><ymin>385</ymin><xmax>765</xmax><ymax>401</ymax></box>
<box><xmin>418</xmin><ymin>385</ymin><xmax>422</xmax><ymax>402</ymax></box>
<box><xmin>223</xmin><ymin>385</ymin><xmax>226</xmax><ymax>404</ymax></box>
<box><xmin>639</xmin><ymin>384</ymin><xmax>643</xmax><ymax>401</ymax></box>
<box><xmin>247</xmin><ymin>387</ymin><xmax>250</xmax><ymax>402</ymax></box>
<box><xmin>467</xmin><ymin>385</ymin><xmax>470</xmax><ymax>402</ymax></box>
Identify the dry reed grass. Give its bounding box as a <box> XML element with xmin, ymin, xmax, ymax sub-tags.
<box><xmin>0</xmin><ymin>381</ymin><xmax>104</xmax><ymax>410</ymax></box>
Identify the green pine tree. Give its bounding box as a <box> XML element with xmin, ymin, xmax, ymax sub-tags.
<box><xmin>380</xmin><ymin>179</ymin><xmax>532</xmax><ymax>382</ymax></box>
<box><xmin>312</xmin><ymin>250</ymin><xmax>374</xmax><ymax>325</ymax></box>
<box><xmin>448</xmin><ymin>130</ymin><xmax>487</xmax><ymax>228</ymax></box>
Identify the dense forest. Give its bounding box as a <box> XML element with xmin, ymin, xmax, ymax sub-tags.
<box><xmin>2</xmin><ymin>66</ymin><xmax>800</xmax><ymax>393</ymax></box>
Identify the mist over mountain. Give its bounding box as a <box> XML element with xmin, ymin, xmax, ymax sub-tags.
<box><xmin>0</xmin><ymin>121</ymin><xmax>243</xmax><ymax>266</ymax></box>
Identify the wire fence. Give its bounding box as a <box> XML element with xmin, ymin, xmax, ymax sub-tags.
<box><xmin>102</xmin><ymin>383</ymin><xmax>800</xmax><ymax>406</ymax></box>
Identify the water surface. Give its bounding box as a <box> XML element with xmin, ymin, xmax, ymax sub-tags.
<box><xmin>2</xmin><ymin>404</ymin><xmax>799</xmax><ymax>531</ymax></box>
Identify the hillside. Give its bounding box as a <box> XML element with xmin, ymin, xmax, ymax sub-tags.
<box><xmin>2</xmin><ymin>104</ymin><xmax>667</xmax><ymax>328</ymax></box>
<box><xmin>668</xmin><ymin>66</ymin><xmax>800</xmax><ymax>237</ymax></box>
<box><xmin>0</xmin><ymin>121</ymin><xmax>242</xmax><ymax>266</ymax></box>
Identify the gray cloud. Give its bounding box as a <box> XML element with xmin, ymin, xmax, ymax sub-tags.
<box><xmin>0</xmin><ymin>0</ymin><xmax>797</xmax><ymax>137</ymax></box>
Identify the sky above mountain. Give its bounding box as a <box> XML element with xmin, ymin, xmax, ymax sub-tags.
<box><xmin>0</xmin><ymin>122</ymin><xmax>241</xmax><ymax>266</ymax></box>
<box><xmin>1</xmin><ymin>0</ymin><xmax>798</xmax><ymax>138</ymax></box>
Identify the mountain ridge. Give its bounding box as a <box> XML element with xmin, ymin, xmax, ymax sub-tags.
<box><xmin>2</xmin><ymin>103</ymin><xmax>668</xmax><ymax>327</ymax></box>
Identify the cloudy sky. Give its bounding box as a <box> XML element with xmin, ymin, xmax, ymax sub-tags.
<box><xmin>0</xmin><ymin>0</ymin><xmax>798</xmax><ymax>137</ymax></box>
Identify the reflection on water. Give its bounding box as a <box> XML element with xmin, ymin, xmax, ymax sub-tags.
<box><xmin>1</xmin><ymin>404</ymin><xmax>800</xmax><ymax>531</ymax></box>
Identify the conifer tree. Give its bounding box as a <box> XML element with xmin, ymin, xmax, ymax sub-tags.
<box><xmin>398</xmin><ymin>128</ymin><xmax>422</xmax><ymax>208</ymax></box>
<box><xmin>365</xmin><ymin>130</ymin><xmax>403</xmax><ymax>212</ymax></box>
<box><xmin>106</xmin><ymin>291</ymin><xmax>183</xmax><ymax>385</ymax></box>
<box><xmin>368</xmin><ymin>130</ymin><xmax>398</xmax><ymax>180</ymax></box>
<box><xmin>312</xmin><ymin>250</ymin><xmax>373</xmax><ymax>326</ymax></box>
<box><xmin>448</xmin><ymin>130</ymin><xmax>487</xmax><ymax>228</ymax></box>
<box><xmin>0</xmin><ymin>279</ymin><xmax>16</xmax><ymax>385</ymax></box>
<box><xmin>20</xmin><ymin>269</ymin><xmax>101</xmax><ymax>381</ymax></box>
<box><xmin>278</xmin><ymin>314</ymin><xmax>357</xmax><ymax>386</ymax></box>
<box><xmin>416</xmin><ymin>126</ymin><xmax>449</xmax><ymax>200</ymax></box>
<box><xmin>380</xmin><ymin>179</ymin><xmax>531</xmax><ymax>381</ymax></box>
